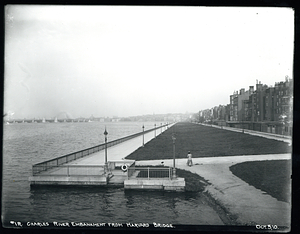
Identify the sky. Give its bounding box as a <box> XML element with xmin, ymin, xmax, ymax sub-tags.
<box><xmin>4</xmin><ymin>6</ymin><xmax>294</xmax><ymax>119</ymax></box>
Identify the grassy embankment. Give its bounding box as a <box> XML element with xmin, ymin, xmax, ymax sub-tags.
<box><xmin>126</xmin><ymin>122</ymin><xmax>291</xmax><ymax>200</ymax></box>
<box><xmin>126</xmin><ymin>122</ymin><xmax>291</xmax><ymax>160</ymax></box>
<box><xmin>230</xmin><ymin>160</ymin><xmax>291</xmax><ymax>202</ymax></box>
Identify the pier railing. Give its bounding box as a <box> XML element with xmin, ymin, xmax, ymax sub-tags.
<box><xmin>127</xmin><ymin>166</ymin><xmax>172</xmax><ymax>180</ymax></box>
<box><xmin>32</xmin><ymin>124</ymin><xmax>167</xmax><ymax>175</ymax></box>
<box><xmin>32</xmin><ymin>165</ymin><xmax>106</xmax><ymax>177</ymax></box>
<box><xmin>127</xmin><ymin>161</ymin><xmax>136</xmax><ymax>178</ymax></box>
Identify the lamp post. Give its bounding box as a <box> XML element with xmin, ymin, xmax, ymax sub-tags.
<box><xmin>161</xmin><ymin>123</ymin><xmax>162</xmax><ymax>133</ymax></box>
<box><xmin>280</xmin><ymin>114</ymin><xmax>287</xmax><ymax>136</ymax></box>
<box><xmin>172</xmin><ymin>133</ymin><xmax>176</xmax><ymax>179</ymax></box>
<box><xmin>104</xmin><ymin>127</ymin><xmax>108</xmax><ymax>174</ymax></box>
<box><xmin>142</xmin><ymin>124</ymin><xmax>145</xmax><ymax>147</ymax></box>
<box><xmin>154</xmin><ymin>124</ymin><xmax>156</xmax><ymax>138</ymax></box>
<box><xmin>242</xmin><ymin>113</ymin><xmax>244</xmax><ymax>133</ymax></box>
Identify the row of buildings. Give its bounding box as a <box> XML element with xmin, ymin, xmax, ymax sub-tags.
<box><xmin>197</xmin><ymin>77</ymin><xmax>293</xmax><ymax>136</ymax></box>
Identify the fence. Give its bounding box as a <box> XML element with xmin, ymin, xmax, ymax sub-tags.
<box><xmin>127</xmin><ymin>162</ymin><xmax>136</xmax><ymax>178</ymax></box>
<box><xmin>32</xmin><ymin>165</ymin><xmax>106</xmax><ymax>177</ymax></box>
<box><xmin>32</xmin><ymin>124</ymin><xmax>168</xmax><ymax>175</ymax></box>
<box><xmin>32</xmin><ymin>146</ymin><xmax>107</xmax><ymax>175</ymax></box>
<box><xmin>205</xmin><ymin>123</ymin><xmax>292</xmax><ymax>139</ymax></box>
<box><xmin>127</xmin><ymin>166</ymin><xmax>173</xmax><ymax>180</ymax></box>
<box><xmin>222</xmin><ymin>122</ymin><xmax>292</xmax><ymax>136</ymax></box>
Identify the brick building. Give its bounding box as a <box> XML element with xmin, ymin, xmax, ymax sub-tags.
<box><xmin>197</xmin><ymin>77</ymin><xmax>293</xmax><ymax>136</ymax></box>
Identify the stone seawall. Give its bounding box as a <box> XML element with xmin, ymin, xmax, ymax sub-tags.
<box><xmin>124</xmin><ymin>178</ymin><xmax>185</xmax><ymax>191</ymax></box>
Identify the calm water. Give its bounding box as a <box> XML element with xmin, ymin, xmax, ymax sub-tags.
<box><xmin>2</xmin><ymin>122</ymin><xmax>221</xmax><ymax>227</ymax></box>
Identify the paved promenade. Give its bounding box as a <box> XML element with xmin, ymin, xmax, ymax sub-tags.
<box><xmin>64</xmin><ymin>124</ymin><xmax>172</xmax><ymax>166</ymax></box>
<box><xmin>32</xmin><ymin>125</ymin><xmax>172</xmax><ymax>179</ymax></box>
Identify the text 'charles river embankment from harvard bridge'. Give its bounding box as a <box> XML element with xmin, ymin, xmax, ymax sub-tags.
<box><xmin>27</xmin><ymin>121</ymin><xmax>292</xmax><ymax>228</ymax></box>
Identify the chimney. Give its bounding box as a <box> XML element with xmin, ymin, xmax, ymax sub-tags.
<box><xmin>249</xmin><ymin>86</ymin><xmax>254</xmax><ymax>94</ymax></box>
<box><xmin>256</xmin><ymin>83</ymin><xmax>263</xmax><ymax>91</ymax></box>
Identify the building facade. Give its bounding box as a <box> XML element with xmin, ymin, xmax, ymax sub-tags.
<box><xmin>197</xmin><ymin>77</ymin><xmax>293</xmax><ymax>135</ymax></box>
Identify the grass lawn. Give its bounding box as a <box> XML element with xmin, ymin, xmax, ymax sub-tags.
<box><xmin>229</xmin><ymin>160</ymin><xmax>291</xmax><ymax>202</ymax></box>
<box><xmin>126</xmin><ymin>122</ymin><xmax>291</xmax><ymax>161</ymax></box>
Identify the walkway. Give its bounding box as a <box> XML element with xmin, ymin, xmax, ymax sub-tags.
<box><xmin>29</xmin><ymin>124</ymin><xmax>173</xmax><ymax>183</ymax></box>
<box><xmin>66</xmin><ymin>124</ymin><xmax>171</xmax><ymax>166</ymax></box>
<box><xmin>136</xmin><ymin>153</ymin><xmax>291</xmax><ymax>228</ymax></box>
<box><xmin>199</xmin><ymin>123</ymin><xmax>292</xmax><ymax>144</ymax></box>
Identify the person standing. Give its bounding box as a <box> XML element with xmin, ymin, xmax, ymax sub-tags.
<box><xmin>187</xmin><ymin>151</ymin><xmax>193</xmax><ymax>167</ymax></box>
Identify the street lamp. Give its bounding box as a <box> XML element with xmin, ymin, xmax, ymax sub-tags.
<box><xmin>242</xmin><ymin>113</ymin><xmax>244</xmax><ymax>133</ymax></box>
<box><xmin>280</xmin><ymin>114</ymin><xmax>287</xmax><ymax>136</ymax></box>
<box><xmin>142</xmin><ymin>124</ymin><xmax>145</xmax><ymax>147</ymax></box>
<box><xmin>172</xmin><ymin>133</ymin><xmax>176</xmax><ymax>179</ymax></box>
<box><xmin>104</xmin><ymin>127</ymin><xmax>108</xmax><ymax>174</ymax></box>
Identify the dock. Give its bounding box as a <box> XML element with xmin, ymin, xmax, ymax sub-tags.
<box><xmin>29</xmin><ymin>123</ymin><xmax>186</xmax><ymax>191</ymax></box>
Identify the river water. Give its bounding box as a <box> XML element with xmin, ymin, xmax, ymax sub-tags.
<box><xmin>2</xmin><ymin>121</ymin><xmax>224</xmax><ymax>228</ymax></box>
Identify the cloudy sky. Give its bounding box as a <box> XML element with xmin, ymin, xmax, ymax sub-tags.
<box><xmin>4</xmin><ymin>6</ymin><xmax>294</xmax><ymax>119</ymax></box>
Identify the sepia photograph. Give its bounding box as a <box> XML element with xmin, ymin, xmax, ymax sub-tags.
<box><xmin>2</xmin><ymin>5</ymin><xmax>294</xmax><ymax>232</ymax></box>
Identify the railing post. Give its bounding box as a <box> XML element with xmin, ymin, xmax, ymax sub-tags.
<box><xmin>67</xmin><ymin>166</ymin><xmax>69</xmax><ymax>177</ymax></box>
<box><xmin>148</xmin><ymin>167</ymin><xmax>150</xmax><ymax>180</ymax></box>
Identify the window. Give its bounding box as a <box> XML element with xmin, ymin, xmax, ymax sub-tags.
<box><xmin>285</xmin><ymin>126</ymin><xmax>288</xmax><ymax>132</ymax></box>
